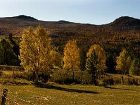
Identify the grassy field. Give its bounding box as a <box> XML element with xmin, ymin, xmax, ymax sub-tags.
<box><xmin>0</xmin><ymin>83</ymin><xmax>140</xmax><ymax>105</ymax></box>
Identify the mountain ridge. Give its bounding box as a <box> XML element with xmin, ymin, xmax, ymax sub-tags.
<box><xmin>2</xmin><ymin>15</ymin><xmax>140</xmax><ymax>26</ymax></box>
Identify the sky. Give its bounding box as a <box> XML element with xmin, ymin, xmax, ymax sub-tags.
<box><xmin>0</xmin><ymin>0</ymin><xmax>140</xmax><ymax>25</ymax></box>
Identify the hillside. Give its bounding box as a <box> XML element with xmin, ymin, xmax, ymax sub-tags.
<box><xmin>0</xmin><ymin>15</ymin><xmax>140</xmax><ymax>66</ymax></box>
<box><xmin>0</xmin><ymin>15</ymin><xmax>140</xmax><ymax>39</ymax></box>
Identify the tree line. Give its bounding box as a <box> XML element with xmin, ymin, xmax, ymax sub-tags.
<box><xmin>19</xmin><ymin>26</ymin><xmax>140</xmax><ymax>84</ymax></box>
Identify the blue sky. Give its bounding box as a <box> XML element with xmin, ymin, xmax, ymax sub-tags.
<box><xmin>0</xmin><ymin>0</ymin><xmax>140</xmax><ymax>25</ymax></box>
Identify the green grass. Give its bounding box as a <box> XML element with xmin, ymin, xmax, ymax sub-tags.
<box><xmin>0</xmin><ymin>78</ymin><xmax>32</xmax><ymax>85</ymax></box>
<box><xmin>2</xmin><ymin>71</ymin><xmax>22</xmax><ymax>75</ymax></box>
<box><xmin>0</xmin><ymin>84</ymin><xmax>140</xmax><ymax>105</ymax></box>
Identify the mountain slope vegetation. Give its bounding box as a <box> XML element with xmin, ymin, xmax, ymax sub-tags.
<box><xmin>0</xmin><ymin>15</ymin><xmax>140</xmax><ymax>66</ymax></box>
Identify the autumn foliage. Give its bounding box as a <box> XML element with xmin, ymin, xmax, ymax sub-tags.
<box><xmin>116</xmin><ymin>48</ymin><xmax>131</xmax><ymax>74</ymax></box>
<box><xmin>19</xmin><ymin>26</ymin><xmax>140</xmax><ymax>84</ymax></box>
<box><xmin>20</xmin><ymin>26</ymin><xmax>57</xmax><ymax>82</ymax></box>
<box><xmin>63</xmin><ymin>40</ymin><xmax>80</xmax><ymax>81</ymax></box>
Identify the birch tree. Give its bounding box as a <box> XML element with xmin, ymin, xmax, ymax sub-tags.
<box><xmin>63</xmin><ymin>40</ymin><xmax>80</xmax><ymax>81</ymax></box>
<box><xmin>20</xmin><ymin>26</ymin><xmax>54</xmax><ymax>82</ymax></box>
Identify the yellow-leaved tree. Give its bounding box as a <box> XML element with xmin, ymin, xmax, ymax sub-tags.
<box><xmin>86</xmin><ymin>44</ymin><xmax>106</xmax><ymax>84</ymax></box>
<box><xmin>20</xmin><ymin>26</ymin><xmax>56</xmax><ymax>82</ymax></box>
<box><xmin>63</xmin><ymin>40</ymin><xmax>80</xmax><ymax>81</ymax></box>
<box><xmin>116</xmin><ymin>48</ymin><xmax>131</xmax><ymax>74</ymax></box>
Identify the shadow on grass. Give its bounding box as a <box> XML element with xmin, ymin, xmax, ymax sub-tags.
<box><xmin>35</xmin><ymin>82</ymin><xmax>99</xmax><ymax>94</ymax></box>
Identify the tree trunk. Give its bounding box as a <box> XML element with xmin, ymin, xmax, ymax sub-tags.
<box><xmin>34</xmin><ymin>71</ymin><xmax>39</xmax><ymax>83</ymax></box>
<box><xmin>72</xmin><ymin>68</ymin><xmax>75</xmax><ymax>82</ymax></box>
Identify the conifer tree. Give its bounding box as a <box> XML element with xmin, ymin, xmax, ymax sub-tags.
<box><xmin>86</xmin><ymin>44</ymin><xmax>106</xmax><ymax>84</ymax></box>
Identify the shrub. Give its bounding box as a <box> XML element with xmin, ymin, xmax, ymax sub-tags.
<box><xmin>80</xmin><ymin>71</ymin><xmax>92</xmax><ymax>84</ymax></box>
<box><xmin>0</xmin><ymin>71</ymin><xmax>3</xmax><ymax>77</ymax></box>
<box><xmin>37</xmin><ymin>71</ymin><xmax>50</xmax><ymax>83</ymax></box>
<box><xmin>103</xmin><ymin>77</ymin><xmax>114</xmax><ymax>86</ymax></box>
<box><xmin>21</xmin><ymin>71</ymin><xmax>50</xmax><ymax>83</ymax></box>
<box><xmin>51</xmin><ymin>69</ymin><xmax>92</xmax><ymax>84</ymax></box>
<box><xmin>13</xmin><ymin>71</ymin><xmax>24</xmax><ymax>78</ymax></box>
<box><xmin>102</xmin><ymin>74</ymin><xmax>140</xmax><ymax>85</ymax></box>
<box><xmin>51</xmin><ymin>69</ymin><xmax>74</xmax><ymax>84</ymax></box>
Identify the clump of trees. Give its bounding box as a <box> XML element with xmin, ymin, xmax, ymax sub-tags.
<box><xmin>0</xmin><ymin>39</ymin><xmax>19</xmax><ymax>65</ymax></box>
<box><xmin>19</xmin><ymin>26</ymin><xmax>140</xmax><ymax>85</ymax></box>
<box><xmin>116</xmin><ymin>48</ymin><xmax>140</xmax><ymax>76</ymax></box>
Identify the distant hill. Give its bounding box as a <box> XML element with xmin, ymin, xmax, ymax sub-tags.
<box><xmin>8</xmin><ymin>15</ymin><xmax>38</xmax><ymax>21</ymax></box>
<box><xmin>110</xmin><ymin>16</ymin><xmax>140</xmax><ymax>26</ymax></box>
<box><xmin>0</xmin><ymin>15</ymin><xmax>140</xmax><ymax>35</ymax></box>
<box><xmin>4</xmin><ymin>15</ymin><xmax>37</xmax><ymax>21</ymax></box>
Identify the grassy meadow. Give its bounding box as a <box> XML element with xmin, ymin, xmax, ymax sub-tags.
<box><xmin>0</xmin><ymin>83</ymin><xmax>140</xmax><ymax>105</ymax></box>
<box><xmin>0</xmin><ymin>70</ymin><xmax>140</xmax><ymax>105</ymax></box>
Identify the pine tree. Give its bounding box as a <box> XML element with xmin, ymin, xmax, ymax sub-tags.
<box><xmin>63</xmin><ymin>40</ymin><xmax>80</xmax><ymax>81</ymax></box>
<box><xmin>86</xmin><ymin>52</ymin><xmax>98</xmax><ymax>84</ymax></box>
<box><xmin>86</xmin><ymin>44</ymin><xmax>106</xmax><ymax>84</ymax></box>
<box><xmin>0</xmin><ymin>39</ymin><xmax>19</xmax><ymax>65</ymax></box>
